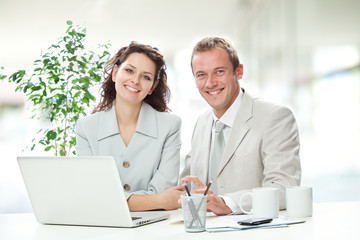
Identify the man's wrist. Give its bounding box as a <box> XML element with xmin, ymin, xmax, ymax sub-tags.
<box><xmin>220</xmin><ymin>195</ymin><xmax>240</xmax><ymax>214</ymax></box>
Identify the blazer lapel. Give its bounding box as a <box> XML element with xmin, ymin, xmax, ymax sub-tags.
<box><xmin>97</xmin><ymin>105</ymin><xmax>120</xmax><ymax>141</ymax></box>
<box><xmin>95</xmin><ymin>105</ymin><xmax>128</xmax><ymax>160</ymax></box>
<box><xmin>136</xmin><ymin>103</ymin><xmax>158</xmax><ymax>139</ymax></box>
<box><xmin>218</xmin><ymin>91</ymin><xmax>254</xmax><ymax>175</ymax></box>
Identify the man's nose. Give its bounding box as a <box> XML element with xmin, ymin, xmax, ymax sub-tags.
<box><xmin>205</xmin><ymin>75</ymin><xmax>216</xmax><ymax>88</ymax></box>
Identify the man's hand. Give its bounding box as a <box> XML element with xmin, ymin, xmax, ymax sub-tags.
<box><xmin>181</xmin><ymin>176</ymin><xmax>232</xmax><ymax>216</ymax></box>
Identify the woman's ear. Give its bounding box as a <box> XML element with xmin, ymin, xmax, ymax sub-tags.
<box><xmin>112</xmin><ymin>65</ymin><xmax>119</xmax><ymax>82</ymax></box>
<box><xmin>148</xmin><ymin>80</ymin><xmax>159</xmax><ymax>95</ymax></box>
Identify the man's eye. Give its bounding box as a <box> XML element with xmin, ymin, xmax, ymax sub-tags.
<box><xmin>216</xmin><ymin>70</ymin><xmax>224</xmax><ymax>74</ymax></box>
<box><xmin>197</xmin><ymin>73</ymin><xmax>205</xmax><ymax>79</ymax></box>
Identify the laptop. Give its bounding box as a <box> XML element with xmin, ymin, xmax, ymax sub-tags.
<box><xmin>17</xmin><ymin>156</ymin><xmax>170</xmax><ymax>227</ymax></box>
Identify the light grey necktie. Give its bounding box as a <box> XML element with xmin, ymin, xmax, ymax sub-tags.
<box><xmin>209</xmin><ymin>120</ymin><xmax>226</xmax><ymax>194</ymax></box>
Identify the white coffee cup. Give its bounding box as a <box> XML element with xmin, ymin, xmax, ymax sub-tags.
<box><xmin>239</xmin><ymin>187</ymin><xmax>279</xmax><ymax>218</ymax></box>
<box><xmin>286</xmin><ymin>186</ymin><xmax>313</xmax><ymax>218</ymax></box>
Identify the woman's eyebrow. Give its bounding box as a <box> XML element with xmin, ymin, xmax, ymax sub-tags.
<box><xmin>126</xmin><ymin>64</ymin><xmax>154</xmax><ymax>76</ymax></box>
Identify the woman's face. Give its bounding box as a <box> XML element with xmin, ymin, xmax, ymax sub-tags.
<box><xmin>112</xmin><ymin>52</ymin><xmax>157</xmax><ymax>106</ymax></box>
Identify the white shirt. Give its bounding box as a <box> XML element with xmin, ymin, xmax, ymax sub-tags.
<box><xmin>210</xmin><ymin>89</ymin><xmax>243</xmax><ymax>214</ymax></box>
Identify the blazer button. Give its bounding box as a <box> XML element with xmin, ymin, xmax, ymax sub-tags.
<box><xmin>123</xmin><ymin>161</ymin><xmax>130</xmax><ymax>168</ymax></box>
<box><xmin>124</xmin><ymin>184</ymin><xmax>131</xmax><ymax>191</ymax></box>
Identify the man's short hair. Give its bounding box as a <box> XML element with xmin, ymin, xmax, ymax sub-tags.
<box><xmin>191</xmin><ymin>37</ymin><xmax>240</xmax><ymax>72</ymax></box>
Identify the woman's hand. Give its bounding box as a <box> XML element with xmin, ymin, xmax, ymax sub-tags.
<box><xmin>159</xmin><ymin>185</ymin><xmax>185</xmax><ymax>210</ymax></box>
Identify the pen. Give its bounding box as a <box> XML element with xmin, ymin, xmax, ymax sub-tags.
<box><xmin>197</xmin><ymin>180</ymin><xmax>212</xmax><ymax>212</ymax></box>
<box><xmin>184</xmin><ymin>183</ymin><xmax>202</xmax><ymax>228</ymax></box>
<box><xmin>204</xmin><ymin>179</ymin><xmax>212</xmax><ymax>196</ymax></box>
<box><xmin>188</xmin><ymin>180</ymin><xmax>212</xmax><ymax>228</ymax></box>
<box><xmin>184</xmin><ymin>185</ymin><xmax>191</xmax><ymax>196</ymax></box>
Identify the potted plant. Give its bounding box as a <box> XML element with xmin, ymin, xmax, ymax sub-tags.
<box><xmin>1</xmin><ymin>20</ymin><xmax>111</xmax><ymax>156</ymax></box>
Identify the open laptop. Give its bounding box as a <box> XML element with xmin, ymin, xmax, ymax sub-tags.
<box><xmin>17</xmin><ymin>156</ymin><xmax>170</xmax><ymax>227</ymax></box>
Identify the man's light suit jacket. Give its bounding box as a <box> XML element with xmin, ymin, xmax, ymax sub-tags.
<box><xmin>181</xmin><ymin>89</ymin><xmax>301</xmax><ymax>211</ymax></box>
<box><xmin>76</xmin><ymin>102</ymin><xmax>182</xmax><ymax>199</ymax></box>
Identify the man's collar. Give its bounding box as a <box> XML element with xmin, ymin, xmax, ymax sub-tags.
<box><xmin>212</xmin><ymin>88</ymin><xmax>244</xmax><ymax>127</ymax></box>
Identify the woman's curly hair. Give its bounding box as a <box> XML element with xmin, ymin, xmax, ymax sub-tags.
<box><xmin>93</xmin><ymin>41</ymin><xmax>170</xmax><ymax>113</ymax></box>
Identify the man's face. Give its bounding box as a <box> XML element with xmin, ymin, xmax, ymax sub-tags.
<box><xmin>192</xmin><ymin>48</ymin><xmax>243</xmax><ymax>118</ymax></box>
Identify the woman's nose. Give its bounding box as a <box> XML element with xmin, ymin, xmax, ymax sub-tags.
<box><xmin>131</xmin><ymin>75</ymin><xmax>140</xmax><ymax>84</ymax></box>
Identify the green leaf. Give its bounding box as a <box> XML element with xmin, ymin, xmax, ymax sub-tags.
<box><xmin>66</xmin><ymin>20</ymin><xmax>73</xmax><ymax>26</ymax></box>
<box><xmin>84</xmin><ymin>91</ymin><xmax>95</xmax><ymax>101</ymax></box>
<box><xmin>61</xmin><ymin>108</ymin><xmax>67</xmax><ymax>116</ymax></box>
<box><xmin>31</xmin><ymin>86</ymin><xmax>42</xmax><ymax>91</ymax></box>
<box><xmin>59</xmin><ymin>149</ymin><xmax>65</xmax><ymax>156</ymax></box>
<box><xmin>46</xmin><ymin>130</ymin><xmax>57</xmax><ymax>140</ymax></box>
<box><xmin>43</xmin><ymin>59</ymin><xmax>51</xmax><ymax>66</ymax></box>
<box><xmin>82</xmin><ymin>96</ymin><xmax>89</xmax><ymax>104</ymax></box>
<box><xmin>14</xmin><ymin>85</ymin><xmax>23</xmax><ymax>92</ymax></box>
<box><xmin>44</xmin><ymin>146</ymin><xmax>53</xmax><ymax>151</ymax></box>
<box><xmin>30</xmin><ymin>144</ymin><xmax>36</xmax><ymax>151</ymax></box>
<box><xmin>9</xmin><ymin>70</ymin><xmax>26</xmax><ymax>83</ymax></box>
<box><xmin>73</xmin><ymin>91</ymin><xmax>81</xmax><ymax>98</ymax></box>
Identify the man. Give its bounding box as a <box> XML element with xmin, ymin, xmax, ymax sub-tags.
<box><xmin>180</xmin><ymin>37</ymin><xmax>301</xmax><ymax>215</ymax></box>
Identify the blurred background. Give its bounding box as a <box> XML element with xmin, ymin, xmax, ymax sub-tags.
<box><xmin>0</xmin><ymin>0</ymin><xmax>359</xmax><ymax>213</ymax></box>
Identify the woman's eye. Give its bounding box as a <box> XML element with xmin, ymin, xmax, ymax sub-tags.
<box><xmin>143</xmin><ymin>75</ymin><xmax>151</xmax><ymax>81</ymax></box>
<box><xmin>125</xmin><ymin>68</ymin><xmax>133</xmax><ymax>73</ymax></box>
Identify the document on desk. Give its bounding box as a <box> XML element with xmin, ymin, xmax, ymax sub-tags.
<box><xmin>205</xmin><ymin>214</ymin><xmax>305</xmax><ymax>233</ymax></box>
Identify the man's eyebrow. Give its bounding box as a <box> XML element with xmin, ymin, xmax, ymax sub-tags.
<box><xmin>195</xmin><ymin>66</ymin><xmax>227</xmax><ymax>74</ymax></box>
<box><xmin>194</xmin><ymin>70</ymin><xmax>205</xmax><ymax>75</ymax></box>
<box><xmin>214</xmin><ymin>66</ymin><xmax>227</xmax><ymax>70</ymax></box>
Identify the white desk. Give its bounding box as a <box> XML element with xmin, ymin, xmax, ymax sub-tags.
<box><xmin>0</xmin><ymin>202</ymin><xmax>359</xmax><ymax>240</ymax></box>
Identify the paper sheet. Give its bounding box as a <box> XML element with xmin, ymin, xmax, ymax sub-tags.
<box><xmin>205</xmin><ymin>214</ymin><xmax>306</xmax><ymax>232</ymax></box>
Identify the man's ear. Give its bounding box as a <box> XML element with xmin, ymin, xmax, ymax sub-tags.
<box><xmin>148</xmin><ymin>80</ymin><xmax>159</xmax><ymax>95</ymax></box>
<box><xmin>112</xmin><ymin>65</ymin><xmax>119</xmax><ymax>82</ymax></box>
<box><xmin>235</xmin><ymin>64</ymin><xmax>244</xmax><ymax>80</ymax></box>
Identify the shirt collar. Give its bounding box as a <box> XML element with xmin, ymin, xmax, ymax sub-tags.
<box><xmin>212</xmin><ymin>88</ymin><xmax>244</xmax><ymax>128</ymax></box>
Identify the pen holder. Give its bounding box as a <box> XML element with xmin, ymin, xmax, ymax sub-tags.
<box><xmin>181</xmin><ymin>194</ymin><xmax>207</xmax><ymax>232</ymax></box>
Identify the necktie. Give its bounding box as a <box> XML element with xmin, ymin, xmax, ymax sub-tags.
<box><xmin>209</xmin><ymin>120</ymin><xmax>226</xmax><ymax>194</ymax></box>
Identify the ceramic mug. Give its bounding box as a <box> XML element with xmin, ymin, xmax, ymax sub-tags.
<box><xmin>239</xmin><ymin>187</ymin><xmax>279</xmax><ymax>218</ymax></box>
<box><xmin>286</xmin><ymin>186</ymin><xmax>313</xmax><ymax>218</ymax></box>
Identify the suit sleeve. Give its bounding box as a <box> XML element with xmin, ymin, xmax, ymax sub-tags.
<box><xmin>224</xmin><ymin>106</ymin><xmax>301</xmax><ymax>211</ymax></box>
<box><xmin>179</xmin><ymin>117</ymin><xmax>201</xmax><ymax>186</ymax></box>
<box><xmin>261</xmin><ymin>106</ymin><xmax>301</xmax><ymax>209</ymax></box>
<box><xmin>75</xmin><ymin>120</ymin><xmax>93</xmax><ymax>156</ymax></box>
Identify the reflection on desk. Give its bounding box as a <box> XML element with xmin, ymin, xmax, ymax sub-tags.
<box><xmin>0</xmin><ymin>202</ymin><xmax>359</xmax><ymax>240</ymax></box>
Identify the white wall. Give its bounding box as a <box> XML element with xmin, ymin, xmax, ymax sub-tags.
<box><xmin>1</xmin><ymin>0</ymin><xmax>359</xmax><ymax>213</ymax></box>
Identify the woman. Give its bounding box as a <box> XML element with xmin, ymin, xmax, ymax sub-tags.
<box><xmin>75</xmin><ymin>41</ymin><xmax>184</xmax><ymax>211</ymax></box>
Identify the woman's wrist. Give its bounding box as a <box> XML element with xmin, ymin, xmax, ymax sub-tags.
<box><xmin>127</xmin><ymin>194</ymin><xmax>164</xmax><ymax>211</ymax></box>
